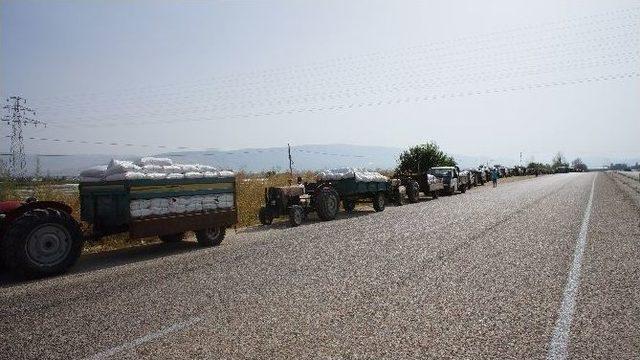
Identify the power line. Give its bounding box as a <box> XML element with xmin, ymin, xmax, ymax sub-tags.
<box><xmin>18</xmin><ymin>70</ymin><xmax>640</xmax><ymax>157</ymax></box>
<box><xmin>41</xmin><ymin>56</ymin><xmax>640</xmax><ymax>129</ymax></box>
<box><xmin>27</xmin><ymin>6</ymin><xmax>640</xmax><ymax>105</ymax></box>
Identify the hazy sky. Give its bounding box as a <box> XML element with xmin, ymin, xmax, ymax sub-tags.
<box><xmin>1</xmin><ymin>0</ymin><xmax>639</xmax><ymax>163</ymax></box>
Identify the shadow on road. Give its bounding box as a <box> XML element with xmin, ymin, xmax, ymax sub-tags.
<box><xmin>239</xmin><ymin>209</ymin><xmax>375</xmax><ymax>234</ymax></box>
<box><xmin>0</xmin><ymin>241</ymin><xmax>202</xmax><ymax>287</ymax></box>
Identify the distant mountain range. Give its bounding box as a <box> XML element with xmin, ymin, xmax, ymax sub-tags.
<box><xmin>12</xmin><ymin>144</ymin><xmax>639</xmax><ymax>177</ymax></box>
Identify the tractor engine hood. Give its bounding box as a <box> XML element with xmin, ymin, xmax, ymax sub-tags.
<box><xmin>0</xmin><ymin>200</ymin><xmax>23</xmax><ymax>214</ymax></box>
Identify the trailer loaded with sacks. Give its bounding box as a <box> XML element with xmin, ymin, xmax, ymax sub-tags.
<box><xmin>259</xmin><ymin>169</ymin><xmax>395</xmax><ymax>226</ymax></box>
<box><xmin>0</xmin><ymin>158</ymin><xmax>237</xmax><ymax>277</ymax></box>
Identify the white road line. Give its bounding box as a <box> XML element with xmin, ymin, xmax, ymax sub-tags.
<box><xmin>547</xmin><ymin>174</ymin><xmax>597</xmax><ymax>360</ymax></box>
<box><xmin>83</xmin><ymin>316</ymin><xmax>202</xmax><ymax>360</ymax></box>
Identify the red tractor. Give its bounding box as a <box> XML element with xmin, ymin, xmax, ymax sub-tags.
<box><xmin>0</xmin><ymin>198</ymin><xmax>84</xmax><ymax>277</ymax></box>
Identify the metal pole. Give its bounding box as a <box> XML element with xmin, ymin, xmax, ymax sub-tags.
<box><xmin>288</xmin><ymin>143</ymin><xmax>293</xmax><ymax>178</ymax></box>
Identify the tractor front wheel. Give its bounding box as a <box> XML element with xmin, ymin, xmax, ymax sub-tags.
<box><xmin>289</xmin><ymin>205</ymin><xmax>304</xmax><ymax>227</ymax></box>
<box><xmin>407</xmin><ymin>181</ymin><xmax>420</xmax><ymax>203</ymax></box>
<box><xmin>259</xmin><ymin>206</ymin><xmax>273</xmax><ymax>225</ymax></box>
<box><xmin>2</xmin><ymin>208</ymin><xmax>83</xmax><ymax>278</ymax></box>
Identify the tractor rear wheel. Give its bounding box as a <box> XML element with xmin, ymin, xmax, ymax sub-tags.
<box><xmin>195</xmin><ymin>227</ymin><xmax>226</xmax><ymax>247</ymax></box>
<box><xmin>2</xmin><ymin>208</ymin><xmax>83</xmax><ymax>278</ymax></box>
<box><xmin>316</xmin><ymin>187</ymin><xmax>339</xmax><ymax>221</ymax></box>
<box><xmin>407</xmin><ymin>181</ymin><xmax>420</xmax><ymax>203</ymax></box>
<box><xmin>372</xmin><ymin>192</ymin><xmax>386</xmax><ymax>212</ymax></box>
<box><xmin>288</xmin><ymin>205</ymin><xmax>304</xmax><ymax>227</ymax></box>
<box><xmin>259</xmin><ymin>206</ymin><xmax>273</xmax><ymax>225</ymax></box>
<box><xmin>343</xmin><ymin>199</ymin><xmax>356</xmax><ymax>213</ymax></box>
<box><xmin>159</xmin><ymin>233</ymin><xmax>185</xmax><ymax>243</ymax></box>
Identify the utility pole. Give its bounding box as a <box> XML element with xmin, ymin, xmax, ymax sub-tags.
<box><xmin>35</xmin><ymin>155</ymin><xmax>41</xmax><ymax>179</ymax></box>
<box><xmin>1</xmin><ymin>96</ymin><xmax>44</xmax><ymax>178</ymax></box>
<box><xmin>519</xmin><ymin>152</ymin><xmax>523</xmax><ymax>166</ymax></box>
<box><xmin>287</xmin><ymin>143</ymin><xmax>294</xmax><ymax>178</ymax></box>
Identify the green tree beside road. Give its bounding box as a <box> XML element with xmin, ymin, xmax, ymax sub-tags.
<box><xmin>396</xmin><ymin>142</ymin><xmax>456</xmax><ymax>174</ymax></box>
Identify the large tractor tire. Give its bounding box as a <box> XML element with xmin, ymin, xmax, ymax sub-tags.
<box><xmin>2</xmin><ymin>208</ymin><xmax>83</xmax><ymax>278</ymax></box>
<box><xmin>315</xmin><ymin>187</ymin><xmax>339</xmax><ymax>221</ymax></box>
<box><xmin>288</xmin><ymin>205</ymin><xmax>304</xmax><ymax>227</ymax></box>
<box><xmin>159</xmin><ymin>232</ymin><xmax>185</xmax><ymax>243</ymax></box>
<box><xmin>372</xmin><ymin>192</ymin><xmax>386</xmax><ymax>212</ymax></box>
<box><xmin>195</xmin><ymin>227</ymin><xmax>226</xmax><ymax>247</ymax></box>
<box><xmin>343</xmin><ymin>199</ymin><xmax>356</xmax><ymax>213</ymax></box>
<box><xmin>407</xmin><ymin>180</ymin><xmax>420</xmax><ymax>203</ymax></box>
<box><xmin>258</xmin><ymin>206</ymin><xmax>273</xmax><ymax>225</ymax></box>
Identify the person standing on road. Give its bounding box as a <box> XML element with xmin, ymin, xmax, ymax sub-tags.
<box><xmin>491</xmin><ymin>168</ymin><xmax>498</xmax><ymax>188</ymax></box>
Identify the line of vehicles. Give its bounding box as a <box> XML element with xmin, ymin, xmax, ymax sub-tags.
<box><xmin>0</xmin><ymin>164</ymin><xmax>527</xmax><ymax>278</ymax></box>
<box><xmin>258</xmin><ymin>164</ymin><xmax>528</xmax><ymax>227</ymax></box>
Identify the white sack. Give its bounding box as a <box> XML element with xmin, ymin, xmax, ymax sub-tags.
<box><xmin>179</xmin><ymin>164</ymin><xmax>199</xmax><ymax>172</ymax></box>
<box><xmin>163</xmin><ymin>165</ymin><xmax>183</xmax><ymax>174</ymax></box>
<box><xmin>146</xmin><ymin>172</ymin><xmax>167</xmax><ymax>180</ymax></box>
<box><xmin>197</xmin><ymin>164</ymin><xmax>217</xmax><ymax>172</ymax></box>
<box><xmin>184</xmin><ymin>171</ymin><xmax>203</xmax><ymax>179</ymax></box>
<box><xmin>166</xmin><ymin>173</ymin><xmax>184</xmax><ymax>179</ymax></box>
<box><xmin>80</xmin><ymin>165</ymin><xmax>107</xmax><ymax>178</ymax></box>
<box><xmin>139</xmin><ymin>157</ymin><xmax>173</xmax><ymax>167</ymax></box>
<box><xmin>217</xmin><ymin>170</ymin><xmax>235</xmax><ymax>177</ymax></box>
<box><xmin>130</xmin><ymin>208</ymin><xmax>152</xmax><ymax>218</ymax></box>
<box><xmin>106</xmin><ymin>159</ymin><xmax>142</xmax><ymax>175</ymax></box>
<box><xmin>130</xmin><ymin>199</ymin><xmax>151</xmax><ymax>211</ymax></box>
<box><xmin>317</xmin><ymin>168</ymin><xmax>387</xmax><ymax>182</ymax></box>
<box><xmin>105</xmin><ymin>171</ymin><xmax>146</xmax><ymax>181</ymax></box>
<box><xmin>142</xmin><ymin>164</ymin><xmax>164</xmax><ymax>173</ymax></box>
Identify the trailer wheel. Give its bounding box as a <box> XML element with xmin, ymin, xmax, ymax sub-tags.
<box><xmin>343</xmin><ymin>199</ymin><xmax>356</xmax><ymax>213</ymax></box>
<box><xmin>432</xmin><ymin>190</ymin><xmax>439</xmax><ymax>199</ymax></box>
<box><xmin>289</xmin><ymin>205</ymin><xmax>304</xmax><ymax>227</ymax></box>
<box><xmin>316</xmin><ymin>187</ymin><xmax>339</xmax><ymax>221</ymax></box>
<box><xmin>2</xmin><ymin>208</ymin><xmax>83</xmax><ymax>278</ymax></box>
<box><xmin>407</xmin><ymin>181</ymin><xmax>420</xmax><ymax>203</ymax></box>
<box><xmin>159</xmin><ymin>233</ymin><xmax>185</xmax><ymax>243</ymax></box>
<box><xmin>195</xmin><ymin>227</ymin><xmax>226</xmax><ymax>247</ymax></box>
<box><xmin>258</xmin><ymin>206</ymin><xmax>273</xmax><ymax>225</ymax></box>
<box><xmin>372</xmin><ymin>192</ymin><xmax>386</xmax><ymax>212</ymax></box>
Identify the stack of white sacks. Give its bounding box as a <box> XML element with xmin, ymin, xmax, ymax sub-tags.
<box><xmin>79</xmin><ymin>157</ymin><xmax>234</xmax><ymax>182</ymax></box>
<box><xmin>129</xmin><ymin>193</ymin><xmax>234</xmax><ymax>219</ymax></box>
<box><xmin>78</xmin><ymin>157</ymin><xmax>235</xmax><ymax>219</ymax></box>
<box><xmin>316</xmin><ymin>168</ymin><xmax>388</xmax><ymax>182</ymax></box>
<box><xmin>426</xmin><ymin>173</ymin><xmax>438</xmax><ymax>184</ymax></box>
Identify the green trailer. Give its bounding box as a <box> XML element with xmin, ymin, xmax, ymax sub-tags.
<box><xmin>80</xmin><ymin>176</ymin><xmax>237</xmax><ymax>245</ymax></box>
<box><xmin>318</xmin><ymin>177</ymin><xmax>391</xmax><ymax>213</ymax></box>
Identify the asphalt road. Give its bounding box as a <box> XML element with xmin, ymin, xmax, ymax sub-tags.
<box><xmin>1</xmin><ymin>173</ymin><xmax>639</xmax><ymax>359</ymax></box>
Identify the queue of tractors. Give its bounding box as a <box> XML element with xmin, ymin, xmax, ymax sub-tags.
<box><xmin>1</xmin><ymin>163</ymin><xmax>531</xmax><ymax>278</ymax></box>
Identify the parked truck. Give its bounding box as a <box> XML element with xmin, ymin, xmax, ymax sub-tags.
<box><xmin>429</xmin><ymin>166</ymin><xmax>468</xmax><ymax>195</ymax></box>
<box><xmin>394</xmin><ymin>172</ymin><xmax>445</xmax><ymax>203</ymax></box>
<box><xmin>0</xmin><ymin>175</ymin><xmax>237</xmax><ymax>277</ymax></box>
